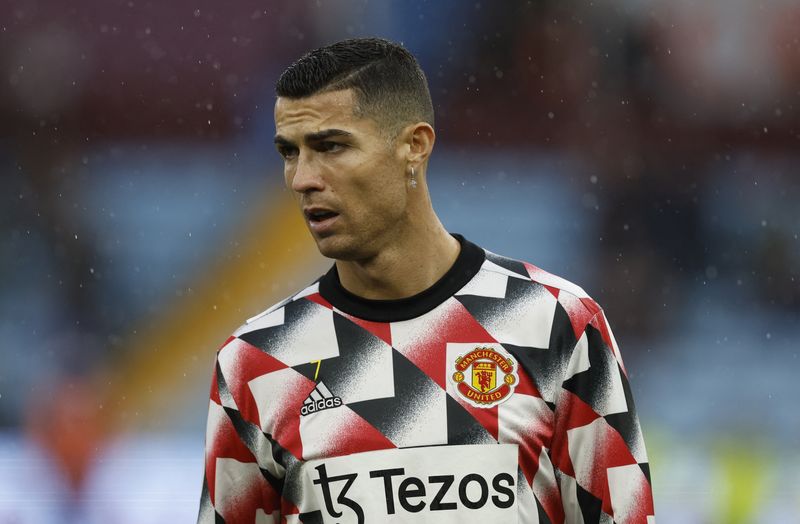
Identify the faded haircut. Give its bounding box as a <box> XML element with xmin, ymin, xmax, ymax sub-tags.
<box><xmin>275</xmin><ymin>37</ymin><xmax>434</xmax><ymax>136</ymax></box>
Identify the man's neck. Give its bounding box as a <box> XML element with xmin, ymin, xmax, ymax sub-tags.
<box><xmin>335</xmin><ymin>222</ymin><xmax>461</xmax><ymax>301</ymax></box>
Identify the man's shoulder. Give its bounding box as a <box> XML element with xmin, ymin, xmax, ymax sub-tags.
<box><xmin>479</xmin><ymin>249</ymin><xmax>603</xmax><ymax>324</ymax></box>
<box><xmin>229</xmin><ymin>281</ymin><xmax>324</xmax><ymax>340</ymax></box>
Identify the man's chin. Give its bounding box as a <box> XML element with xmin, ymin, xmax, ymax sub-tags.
<box><xmin>313</xmin><ymin>234</ymin><xmax>372</xmax><ymax>262</ymax></box>
<box><xmin>313</xmin><ymin>235</ymin><xmax>353</xmax><ymax>260</ymax></box>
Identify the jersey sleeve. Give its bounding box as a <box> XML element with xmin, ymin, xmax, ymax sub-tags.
<box><xmin>550</xmin><ymin>309</ymin><xmax>655</xmax><ymax>523</ymax></box>
<box><xmin>198</xmin><ymin>340</ymin><xmax>283</xmax><ymax>524</ymax></box>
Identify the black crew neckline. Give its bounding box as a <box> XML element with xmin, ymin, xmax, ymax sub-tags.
<box><xmin>317</xmin><ymin>234</ymin><xmax>485</xmax><ymax>322</ymax></box>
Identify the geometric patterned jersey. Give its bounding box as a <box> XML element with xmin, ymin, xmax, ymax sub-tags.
<box><xmin>198</xmin><ymin>235</ymin><xmax>655</xmax><ymax>523</ymax></box>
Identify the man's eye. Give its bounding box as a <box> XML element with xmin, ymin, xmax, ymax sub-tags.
<box><xmin>317</xmin><ymin>141</ymin><xmax>344</xmax><ymax>153</ymax></box>
<box><xmin>279</xmin><ymin>147</ymin><xmax>298</xmax><ymax>159</ymax></box>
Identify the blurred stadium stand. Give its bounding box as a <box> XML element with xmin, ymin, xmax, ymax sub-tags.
<box><xmin>1</xmin><ymin>1</ymin><xmax>798</xmax><ymax>522</ymax></box>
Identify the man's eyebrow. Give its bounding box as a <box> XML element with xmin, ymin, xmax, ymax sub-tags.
<box><xmin>274</xmin><ymin>135</ymin><xmax>294</xmax><ymax>147</ymax></box>
<box><xmin>273</xmin><ymin>129</ymin><xmax>353</xmax><ymax>147</ymax></box>
<box><xmin>305</xmin><ymin>129</ymin><xmax>353</xmax><ymax>142</ymax></box>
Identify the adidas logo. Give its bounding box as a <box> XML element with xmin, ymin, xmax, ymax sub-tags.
<box><xmin>301</xmin><ymin>381</ymin><xmax>343</xmax><ymax>416</ymax></box>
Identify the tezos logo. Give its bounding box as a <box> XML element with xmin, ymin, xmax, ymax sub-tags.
<box><xmin>312</xmin><ymin>464</ymin><xmax>515</xmax><ymax>523</ymax></box>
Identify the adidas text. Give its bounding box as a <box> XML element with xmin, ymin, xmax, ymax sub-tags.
<box><xmin>301</xmin><ymin>396</ymin><xmax>342</xmax><ymax>416</ymax></box>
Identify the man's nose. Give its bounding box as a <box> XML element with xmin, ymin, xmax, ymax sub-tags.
<box><xmin>290</xmin><ymin>151</ymin><xmax>325</xmax><ymax>193</ymax></box>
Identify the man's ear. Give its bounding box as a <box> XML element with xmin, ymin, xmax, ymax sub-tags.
<box><xmin>405</xmin><ymin>122</ymin><xmax>436</xmax><ymax>167</ymax></box>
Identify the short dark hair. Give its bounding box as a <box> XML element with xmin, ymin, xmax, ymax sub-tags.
<box><xmin>276</xmin><ymin>37</ymin><xmax>434</xmax><ymax>135</ymax></box>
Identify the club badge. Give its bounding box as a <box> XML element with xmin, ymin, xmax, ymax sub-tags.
<box><xmin>451</xmin><ymin>346</ymin><xmax>518</xmax><ymax>408</ymax></box>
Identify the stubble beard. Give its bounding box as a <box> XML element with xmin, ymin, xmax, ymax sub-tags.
<box><xmin>312</xmin><ymin>229</ymin><xmax>370</xmax><ymax>262</ymax></box>
<box><xmin>312</xmin><ymin>219</ymin><xmax>396</xmax><ymax>263</ymax></box>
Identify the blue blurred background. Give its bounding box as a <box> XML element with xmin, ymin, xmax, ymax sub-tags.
<box><xmin>1</xmin><ymin>1</ymin><xmax>799</xmax><ymax>522</ymax></box>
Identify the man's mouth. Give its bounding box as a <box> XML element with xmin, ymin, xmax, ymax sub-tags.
<box><xmin>304</xmin><ymin>207</ymin><xmax>340</xmax><ymax>231</ymax></box>
<box><xmin>306</xmin><ymin>209</ymin><xmax>339</xmax><ymax>223</ymax></box>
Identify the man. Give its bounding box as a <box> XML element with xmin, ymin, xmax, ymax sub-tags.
<box><xmin>199</xmin><ymin>37</ymin><xmax>655</xmax><ymax>523</ymax></box>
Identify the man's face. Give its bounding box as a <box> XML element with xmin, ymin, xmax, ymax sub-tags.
<box><xmin>274</xmin><ymin>89</ymin><xmax>410</xmax><ymax>260</ymax></box>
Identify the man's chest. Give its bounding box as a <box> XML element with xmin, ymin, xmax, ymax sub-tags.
<box><xmin>238</xmin><ymin>302</ymin><xmax>556</xmax><ymax>465</ymax></box>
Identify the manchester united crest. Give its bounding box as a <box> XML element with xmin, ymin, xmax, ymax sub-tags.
<box><xmin>451</xmin><ymin>346</ymin><xmax>518</xmax><ymax>408</ymax></box>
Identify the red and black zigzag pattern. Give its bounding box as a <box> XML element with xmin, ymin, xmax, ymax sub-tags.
<box><xmin>200</xmin><ymin>250</ymin><xmax>654</xmax><ymax>523</ymax></box>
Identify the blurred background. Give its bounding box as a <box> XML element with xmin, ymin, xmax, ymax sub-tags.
<box><xmin>1</xmin><ymin>0</ymin><xmax>798</xmax><ymax>522</ymax></box>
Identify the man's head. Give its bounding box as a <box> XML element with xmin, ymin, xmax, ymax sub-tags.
<box><xmin>273</xmin><ymin>38</ymin><xmax>437</xmax><ymax>262</ymax></box>
<box><xmin>276</xmin><ymin>37</ymin><xmax>434</xmax><ymax>138</ymax></box>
